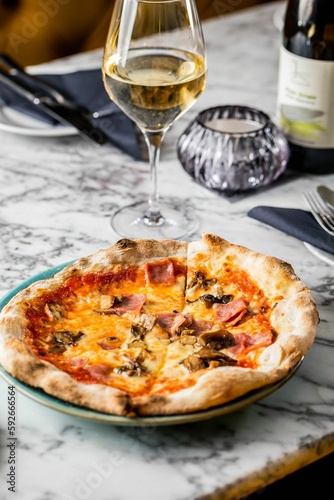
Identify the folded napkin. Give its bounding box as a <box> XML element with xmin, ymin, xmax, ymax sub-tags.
<box><xmin>248</xmin><ymin>206</ymin><xmax>334</xmax><ymax>255</ymax></box>
<box><xmin>0</xmin><ymin>68</ymin><xmax>142</xmax><ymax>160</ymax></box>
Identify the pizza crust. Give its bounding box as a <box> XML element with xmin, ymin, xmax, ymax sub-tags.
<box><xmin>56</xmin><ymin>237</ymin><xmax>188</xmax><ymax>278</ymax></box>
<box><xmin>130</xmin><ymin>365</ymin><xmax>286</xmax><ymax>416</ymax></box>
<box><xmin>2</xmin><ymin>338</ymin><xmax>130</xmax><ymax>415</ymax></box>
<box><xmin>0</xmin><ymin>234</ymin><xmax>319</xmax><ymax>417</ymax></box>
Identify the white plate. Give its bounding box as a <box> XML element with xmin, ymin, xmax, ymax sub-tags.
<box><xmin>0</xmin><ymin>106</ymin><xmax>77</xmax><ymax>137</ymax></box>
<box><xmin>273</xmin><ymin>1</ymin><xmax>286</xmax><ymax>31</ymax></box>
<box><xmin>304</xmin><ymin>242</ymin><xmax>334</xmax><ymax>266</ymax></box>
<box><xmin>0</xmin><ymin>361</ymin><xmax>302</xmax><ymax>426</ymax></box>
<box><xmin>0</xmin><ymin>50</ymin><xmax>104</xmax><ymax>138</ymax></box>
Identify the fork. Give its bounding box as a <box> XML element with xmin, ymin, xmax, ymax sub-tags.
<box><xmin>303</xmin><ymin>189</ymin><xmax>334</xmax><ymax>236</ymax></box>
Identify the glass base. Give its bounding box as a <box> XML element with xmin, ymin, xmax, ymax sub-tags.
<box><xmin>110</xmin><ymin>198</ymin><xmax>199</xmax><ymax>240</ymax></box>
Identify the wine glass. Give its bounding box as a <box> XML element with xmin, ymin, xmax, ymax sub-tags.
<box><xmin>102</xmin><ymin>0</ymin><xmax>207</xmax><ymax>239</ymax></box>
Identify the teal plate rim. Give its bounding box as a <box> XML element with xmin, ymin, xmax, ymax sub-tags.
<box><xmin>0</xmin><ymin>263</ymin><xmax>303</xmax><ymax>426</ymax></box>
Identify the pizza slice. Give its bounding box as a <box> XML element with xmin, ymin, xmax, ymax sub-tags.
<box><xmin>132</xmin><ymin>234</ymin><xmax>318</xmax><ymax>415</ymax></box>
<box><xmin>171</xmin><ymin>233</ymin><xmax>319</xmax><ymax>410</ymax></box>
<box><xmin>0</xmin><ymin>238</ymin><xmax>188</xmax><ymax>415</ymax></box>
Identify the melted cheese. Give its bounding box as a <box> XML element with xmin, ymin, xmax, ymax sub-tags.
<box><xmin>24</xmin><ymin>254</ymin><xmax>276</xmax><ymax>397</ymax></box>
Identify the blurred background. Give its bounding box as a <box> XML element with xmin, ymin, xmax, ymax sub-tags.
<box><xmin>0</xmin><ymin>0</ymin><xmax>277</xmax><ymax>66</ymax></box>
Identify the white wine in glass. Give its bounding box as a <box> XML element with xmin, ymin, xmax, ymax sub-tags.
<box><xmin>102</xmin><ymin>0</ymin><xmax>207</xmax><ymax>239</ymax></box>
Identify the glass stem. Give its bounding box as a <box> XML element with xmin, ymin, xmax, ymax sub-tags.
<box><xmin>143</xmin><ymin>130</ymin><xmax>166</xmax><ymax>227</ymax></box>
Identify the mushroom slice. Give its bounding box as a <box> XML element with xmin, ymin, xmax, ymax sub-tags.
<box><xmin>196</xmin><ymin>347</ymin><xmax>237</xmax><ymax>365</ymax></box>
<box><xmin>49</xmin><ymin>344</ymin><xmax>67</xmax><ymax>354</ymax></box>
<box><xmin>183</xmin><ymin>354</ymin><xmax>206</xmax><ymax>372</ymax></box>
<box><xmin>49</xmin><ymin>330</ymin><xmax>85</xmax><ymax>353</ymax></box>
<box><xmin>198</xmin><ymin>330</ymin><xmax>235</xmax><ymax>350</ymax></box>
<box><xmin>200</xmin><ymin>294</ymin><xmax>234</xmax><ymax>308</ymax></box>
<box><xmin>138</xmin><ymin>313</ymin><xmax>156</xmax><ymax>331</ymax></box>
<box><xmin>115</xmin><ymin>354</ymin><xmax>147</xmax><ymax>376</ymax></box>
<box><xmin>130</xmin><ymin>313</ymin><xmax>156</xmax><ymax>341</ymax></box>
<box><xmin>52</xmin><ymin>330</ymin><xmax>84</xmax><ymax>346</ymax></box>
<box><xmin>94</xmin><ymin>294</ymin><xmax>123</xmax><ymax>314</ymax></box>
<box><xmin>183</xmin><ymin>344</ymin><xmax>237</xmax><ymax>372</ymax></box>
<box><xmin>179</xmin><ymin>334</ymin><xmax>197</xmax><ymax>345</ymax></box>
<box><xmin>187</xmin><ymin>271</ymin><xmax>217</xmax><ymax>291</ymax></box>
<box><xmin>130</xmin><ymin>323</ymin><xmax>147</xmax><ymax>339</ymax></box>
<box><xmin>133</xmin><ymin>347</ymin><xmax>150</xmax><ymax>363</ymax></box>
<box><xmin>187</xmin><ymin>293</ymin><xmax>234</xmax><ymax>307</ymax></box>
<box><xmin>45</xmin><ymin>303</ymin><xmax>65</xmax><ymax>321</ymax></box>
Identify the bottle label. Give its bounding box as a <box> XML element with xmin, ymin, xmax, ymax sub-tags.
<box><xmin>277</xmin><ymin>46</ymin><xmax>334</xmax><ymax>149</ymax></box>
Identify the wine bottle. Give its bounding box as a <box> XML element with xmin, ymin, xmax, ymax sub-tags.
<box><xmin>276</xmin><ymin>0</ymin><xmax>334</xmax><ymax>174</ymax></box>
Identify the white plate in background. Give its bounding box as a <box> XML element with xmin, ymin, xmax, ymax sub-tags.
<box><xmin>0</xmin><ymin>106</ymin><xmax>77</xmax><ymax>137</ymax></box>
<box><xmin>304</xmin><ymin>242</ymin><xmax>334</xmax><ymax>266</ymax></box>
<box><xmin>0</xmin><ymin>50</ymin><xmax>103</xmax><ymax>137</ymax></box>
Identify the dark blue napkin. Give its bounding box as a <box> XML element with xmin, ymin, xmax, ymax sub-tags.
<box><xmin>248</xmin><ymin>206</ymin><xmax>334</xmax><ymax>255</ymax></box>
<box><xmin>0</xmin><ymin>68</ymin><xmax>142</xmax><ymax>160</ymax></box>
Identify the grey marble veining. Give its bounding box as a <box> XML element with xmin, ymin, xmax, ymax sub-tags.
<box><xmin>0</xmin><ymin>2</ymin><xmax>334</xmax><ymax>499</ymax></box>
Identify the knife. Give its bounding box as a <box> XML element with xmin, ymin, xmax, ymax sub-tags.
<box><xmin>0</xmin><ymin>53</ymin><xmax>84</xmax><ymax>111</ymax></box>
<box><xmin>0</xmin><ymin>65</ymin><xmax>108</xmax><ymax>146</ymax></box>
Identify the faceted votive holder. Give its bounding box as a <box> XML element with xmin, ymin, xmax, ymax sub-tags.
<box><xmin>177</xmin><ymin>105</ymin><xmax>290</xmax><ymax>195</ymax></box>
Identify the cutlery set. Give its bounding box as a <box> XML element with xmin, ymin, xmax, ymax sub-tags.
<box><xmin>0</xmin><ymin>53</ymin><xmax>108</xmax><ymax>146</ymax></box>
<box><xmin>304</xmin><ymin>185</ymin><xmax>334</xmax><ymax>237</ymax></box>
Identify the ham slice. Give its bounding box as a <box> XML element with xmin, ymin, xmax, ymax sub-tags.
<box><xmin>170</xmin><ymin>313</ymin><xmax>192</xmax><ymax>334</ymax></box>
<box><xmin>69</xmin><ymin>357</ymin><xmax>87</xmax><ymax>368</ymax></box>
<box><xmin>156</xmin><ymin>312</ymin><xmax>192</xmax><ymax>334</ymax></box>
<box><xmin>214</xmin><ymin>297</ymin><xmax>247</xmax><ymax>325</ymax></box>
<box><xmin>191</xmin><ymin>318</ymin><xmax>213</xmax><ymax>336</ymax></box>
<box><xmin>145</xmin><ymin>259</ymin><xmax>176</xmax><ymax>285</ymax></box>
<box><xmin>112</xmin><ymin>294</ymin><xmax>146</xmax><ymax>315</ymax></box>
<box><xmin>228</xmin><ymin>331</ymin><xmax>273</xmax><ymax>355</ymax></box>
<box><xmin>85</xmin><ymin>364</ymin><xmax>110</xmax><ymax>381</ymax></box>
<box><xmin>156</xmin><ymin>312</ymin><xmax>212</xmax><ymax>336</ymax></box>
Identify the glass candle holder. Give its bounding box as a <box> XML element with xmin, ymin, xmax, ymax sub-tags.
<box><xmin>177</xmin><ymin>105</ymin><xmax>290</xmax><ymax>195</ymax></box>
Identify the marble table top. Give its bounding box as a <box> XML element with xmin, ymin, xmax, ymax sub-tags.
<box><xmin>0</xmin><ymin>2</ymin><xmax>334</xmax><ymax>499</ymax></box>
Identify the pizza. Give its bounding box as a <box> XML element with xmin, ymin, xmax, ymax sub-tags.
<box><xmin>0</xmin><ymin>233</ymin><xmax>318</xmax><ymax>417</ymax></box>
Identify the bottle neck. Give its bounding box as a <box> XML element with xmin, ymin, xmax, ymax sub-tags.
<box><xmin>284</xmin><ymin>0</ymin><xmax>334</xmax><ymax>60</ymax></box>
